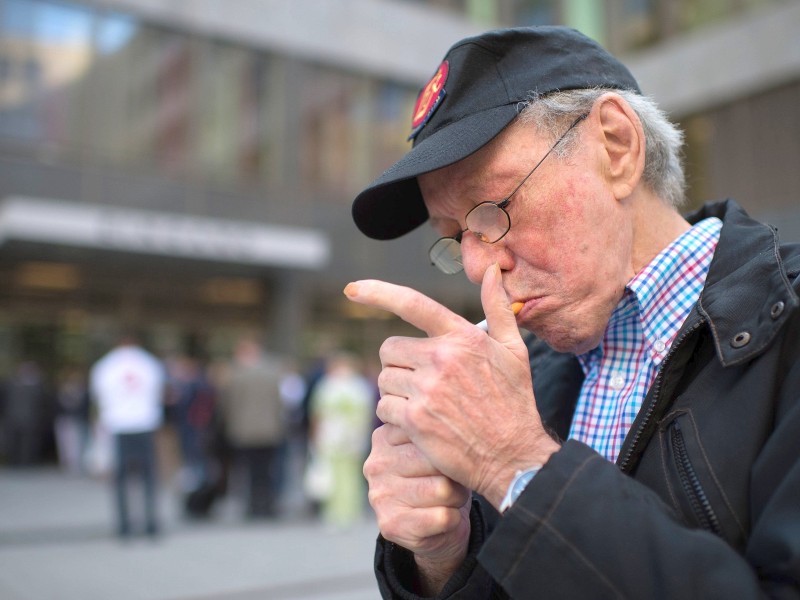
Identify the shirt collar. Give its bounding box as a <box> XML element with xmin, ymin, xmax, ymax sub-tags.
<box><xmin>578</xmin><ymin>217</ymin><xmax>722</xmax><ymax>370</ymax></box>
<box><xmin>628</xmin><ymin>217</ymin><xmax>722</xmax><ymax>360</ymax></box>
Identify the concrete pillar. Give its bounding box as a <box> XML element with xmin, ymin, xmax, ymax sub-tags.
<box><xmin>267</xmin><ymin>270</ymin><xmax>306</xmax><ymax>359</ymax></box>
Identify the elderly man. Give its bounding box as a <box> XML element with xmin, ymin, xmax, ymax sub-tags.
<box><xmin>345</xmin><ymin>27</ymin><xmax>800</xmax><ymax>598</ymax></box>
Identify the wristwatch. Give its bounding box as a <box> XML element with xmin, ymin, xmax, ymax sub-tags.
<box><xmin>499</xmin><ymin>466</ymin><xmax>541</xmax><ymax>513</ymax></box>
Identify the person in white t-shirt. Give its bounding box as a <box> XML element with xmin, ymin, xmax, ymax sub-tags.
<box><xmin>90</xmin><ymin>333</ymin><xmax>166</xmax><ymax>539</ymax></box>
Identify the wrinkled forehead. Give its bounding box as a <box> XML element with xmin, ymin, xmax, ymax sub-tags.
<box><xmin>419</xmin><ymin>118</ymin><xmax>551</xmax><ymax>213</ymax></box>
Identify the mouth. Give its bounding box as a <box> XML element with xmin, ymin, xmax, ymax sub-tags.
<box><xmin>511</xmin><ymin>296</ymin><xmax>548</xmax><ymax>323</ymax></box>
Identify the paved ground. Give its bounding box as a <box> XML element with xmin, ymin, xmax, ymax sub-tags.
<box><xmin>0</xmin><ymin>467</ymin><xmax>381</xmax><ymax>600</ymax></box>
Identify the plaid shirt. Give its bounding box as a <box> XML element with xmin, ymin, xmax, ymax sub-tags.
<box><xmin>568</xmin><ymin>217</ymin><xmax>723</xmax><ymax>462</ymax></box>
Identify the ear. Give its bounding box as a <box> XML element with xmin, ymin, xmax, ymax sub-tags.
<box><xmin>594</xmin><ymin>94</ymin><xmax>645</xmax><ymax>200</ymax></box>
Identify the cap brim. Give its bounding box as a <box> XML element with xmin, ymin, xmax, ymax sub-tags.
<box><xmin>352</xmin><ymin>103</ymin><xmax>520</xmax><ymax>240</ymax></box>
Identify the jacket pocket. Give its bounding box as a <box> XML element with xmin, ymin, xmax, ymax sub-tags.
<box><xmin>658</xmin><ymin>411</ymin><xmax>747</xmax><ymax>548</ymax></box>
<box><xmin>668</xmin><ymin>418</ymin><xmax>723</xmax><ymax>536</ymax></box>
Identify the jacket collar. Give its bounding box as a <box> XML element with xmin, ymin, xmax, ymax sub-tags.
<box><xmin>688</xmin><ymin>200</ymin><xmax>799</xmax><ymax>367</ymax></box>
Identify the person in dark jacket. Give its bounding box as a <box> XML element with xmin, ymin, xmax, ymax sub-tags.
<box><xmin>218</xmin><ymin>335</ymin><xmax>287</xmax><ymax>519</ymax></box>
<box><xmin>344</xmin><ymin>26</ymin><xmax>800</xmax><ymax>599</ymax></box>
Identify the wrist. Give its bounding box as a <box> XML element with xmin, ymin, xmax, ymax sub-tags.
<box><xmin>414</xmin><ymin>542</ymin><xmax>468</xmax><ymax>596</ymax></box>
<box><xmin>487</xmin><ymin>438</ymin><xmax>560</xmax><ymax>511</ymax></box>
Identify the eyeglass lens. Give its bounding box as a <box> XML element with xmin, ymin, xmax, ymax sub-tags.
<box><xmin>465</xmin><ymin>202</ymin><xmax>511</xmax><ymax>244</ymax></box>
<box><xmin>429</xmin><ymin>237</ymin><xmax>463</xmax><ymax>274</ymax></box>
<box><xmin>430</xmin><ymin>203</ymin><xmax>510</xmax><ymax>273</ymax></box>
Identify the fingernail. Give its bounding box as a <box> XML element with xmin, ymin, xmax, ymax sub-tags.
<box><xmin>343</xmin><ymin>282</ymin><xmax>359</xmax><ymax>298</ymax></box>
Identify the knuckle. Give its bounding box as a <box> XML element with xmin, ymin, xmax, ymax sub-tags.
<box><xmin>406</xmin><ymin>400</ymin><xmax>426</xmax><ymax>423</ymax></box>
<box><xmin>430</xmin><ymin>477</ymin><xmax>453</xmax><ymax>503</ymax></box>
<box><xmin>370</xmin><ymin>427</ymin><xmax>381</xmax><ymax>445</ymax></box>
<box><xmin>376</xmin><ymin>368</ymin><xmax>390</xmax><ymax>392</ymax></box>
<box><xmin>367</xmin><ymin>486</ymin><xmax>384</xmax><ymax>509</ymax></box>
<box><xmin>367</xmin><ymin>482</ymin><xmax>396</xmax><ymax>513</ymax></box>
<box><xmin>378</xmin><ymin>514</ymin><xmax>403</xmax><ymax>541</ymax></box>
<box><xmin>379</xmin><ymin>336</ymin><xmax>402</xmax><ymax>362</ymax></box>
<box><xmin>429</xmin><ymin>506</ymin><xmax>456</xmax><ymax>534</ymax></box>
<box><xmin>415</xmin><ymin>374</ymin><xmax>438</xmax><ymax>399</ymax></box>
<box><xmin>362</xmin><ymin>457</ymin><xmax>376</xmax><ymax>480</ymax></box>
<box><xmin>403</xmin><ymin>293</ymin><xmax>429</xmax><ymax>318</ymax></box>
<box><xmin>363</xmin><ymin>449</ymin><xmax>388</xmax><ymax>480</ymax></box>
<box><xmin>370</xmin><ymin>427</ymin><xmax>383</xmax><ymax>448</ymax></box>
<box><xmin>429</xmin><ymin>340</ymin><xmax>458</xmax><ymax>370</ymax></box>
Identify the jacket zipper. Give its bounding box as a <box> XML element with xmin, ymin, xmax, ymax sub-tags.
<box><xmin>617</xmin><ymin>317</ymin><xmax>705</xmax><ymax>473</ymax></box>
<box><xmin>670</xmin><ymin>420</ymin><xmax>722</xmax><ymax>535</ymax></box>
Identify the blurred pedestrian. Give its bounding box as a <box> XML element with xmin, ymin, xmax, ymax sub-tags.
<box><xmin>89</xmin><ymin>332</ymin><xmax>166</xmax><ymax>539</ymax></box>
<box><xmin>275</xmin><ymin>362</ymin><xmax>307</xmax><ymax>509</ymax></box>
<box><xmin>53</xmin><ymin>365</ymin><xmax>90</xmax><ymax>475</ymax></box>
<box><xmin>307</xmin><ymin>351</ymin><xmax>374</xmax><ymax>530</ymax></box>
<box><xmin>218</xmin><ymin>335</ymin><xmax>286</xmax><ymax>519</ymax></box>
<box><xmin>167</xmin><ymin>354</ymin><xmax>215</xmax><ymax>493</ymax></box>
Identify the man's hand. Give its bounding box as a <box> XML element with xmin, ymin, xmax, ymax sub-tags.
<box><xmin>345</xmin><ymin>264</ymin><xmax>561</xmax><ymax>510</ymax></box>
<box><xmin>364</xmin><ymin>423</ymin><xmax>471</xmax><ymax>594</ymax></box>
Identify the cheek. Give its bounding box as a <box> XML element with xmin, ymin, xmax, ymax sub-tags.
<box><xmin>521</xmin><ymin>209</ymin><xmax>615</xmax><ymax>291</ymax></box>
<box><xmin>522</xmin><ymin>175</ymin><xmax>587</xmax><ymax>233</ymax></box>
<box><xmin>548</xmin><ymin>177</ymin><xmax>619</xmax><ymax>255</ymax></box>
<box><xmin>514</xmin><ymin>190</ymin><xmax>588</xmax><ymax>267</ymax></box>
<box><xmin>510</xmin><ymin>170</ymin><xmax>619</xmax><ymax>274</ymax></box>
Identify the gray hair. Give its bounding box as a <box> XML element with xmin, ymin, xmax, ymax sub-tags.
<box><xmin>517</xmin><ymin>89</ymin><xmax>687</xmax><ymax>208</ymax></box>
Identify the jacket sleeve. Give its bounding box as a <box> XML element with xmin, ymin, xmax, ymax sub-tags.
<box><xmin>374</xmin><ymin>496</ymin><xmax>508</xmax><ymax>599</ymax></box>
<box><xmin>480</xmin><ymin>438</ymin><xmax>800</xmax><ymax>599</ymax></box>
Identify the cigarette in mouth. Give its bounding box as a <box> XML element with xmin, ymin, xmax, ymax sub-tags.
<box><xmin>476</xmin><ymin>302</ymin><xmax>524</xmax><ymax>331</ymax></box>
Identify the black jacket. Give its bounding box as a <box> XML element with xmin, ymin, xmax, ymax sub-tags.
<box><xmin>376</xmin><ymin>200</ymin><xmax>800</xmax><ymax>599</ymax></box>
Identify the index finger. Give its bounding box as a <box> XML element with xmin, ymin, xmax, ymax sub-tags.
<box><xmin>344</xmin><ymin>279</ymin><xmax>468</xmax><ymax>337</ymax></box>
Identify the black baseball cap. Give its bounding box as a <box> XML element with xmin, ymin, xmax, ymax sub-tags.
<box><xmin>351</xmin><ymin>26</ymin><xmax>641</xmax><ymax>240</ymax></box>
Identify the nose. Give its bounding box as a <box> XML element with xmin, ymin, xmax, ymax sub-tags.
<box><xmin>460</xmin><ymin>233</ymin><xmax>513</xmax><ymax>284</ymax></box>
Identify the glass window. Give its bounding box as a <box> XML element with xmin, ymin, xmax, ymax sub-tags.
<box><xmin>191</xmin><ymin>40</ymin><xmax>247</xmax><ymax>183</ymax></box>
<box><xmin>237</xmin><ymin>54</ymin><xmax>262</xmax><ymax>182</ymax></box>
<box><xmin>0</xmin><ymin>0</ymin><xmax>442</xmax><ymax>201</ymax></box>
<box><xmin>153</xmin><ymin>32</ymin><xmax>193</xmax><ymax>176</ymax></box>
<box><xmin>370</xmin><ymin>81</ymin><xmax>416</xmax><ymax>182</ymax></box>
<box><xmin>95</xmin><ymin>11</ymin><xmax>136</xmax><ymax>55</ymax></box>
<box><xmin>258</xmin><ymin>54</ymin><xmax>287</xmax><ymax>187</ymax></box>
<box><xmin>617</xmin><ymin>0</ymin><xmax>658</xmax><ymax>49</ymax></box>
<box><xmin>84</xmin><ymin>13</ymin><xmax>149</xmax><ymax>168</ymax></box>
<box><xmin>513</xmin><ymin>0</ymin><xmax>560</xmax><ymax>26</ymax></box>
<box><xmin>294</xmin><ymin>63</ymin><xmax>418</xmax><ymax>201</ymax></box>
<box><xmin>0</xmin><ymin>0</ymin><xmax>93</xmax><ymax>148</ymax></box>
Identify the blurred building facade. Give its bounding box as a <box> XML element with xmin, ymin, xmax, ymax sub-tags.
<box><xmin>0</xmin><ymin>0</ymin><xmax>798</xmax><ymax>381</ymax></box>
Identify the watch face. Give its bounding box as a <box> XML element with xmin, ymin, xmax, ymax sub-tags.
<box><xmin>501</xmin><ymin>467</ymin><xmax>541</xmax><ymax>513</ymax></box>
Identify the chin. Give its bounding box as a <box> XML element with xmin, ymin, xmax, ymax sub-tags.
<box><xmin>535</xmin><ymin>325</ymin><xmax>601</xmax><ymax>356</ymax></box>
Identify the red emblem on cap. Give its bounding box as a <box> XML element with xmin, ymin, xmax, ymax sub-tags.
<box><xmin>408</xmin><ymin>60</ymin><xmax>449</xmax><ymax>141</ymax></box>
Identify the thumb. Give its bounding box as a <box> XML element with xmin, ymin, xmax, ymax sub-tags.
<box><xmin>480</xmin><ymin>263</ymin><xmax>524</xmax><ymax>347</ymax></box>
